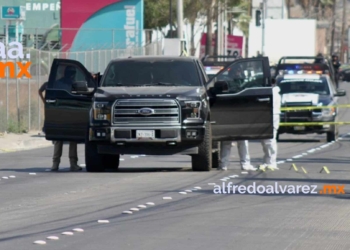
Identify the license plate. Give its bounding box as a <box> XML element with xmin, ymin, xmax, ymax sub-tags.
<box><xmin>136</xmin><ymin>130</ymin><xmax>155</xmax><ymax>139</ymax></box>
<box><xmin>294</xmin><ymin>126</ymin><xmax>305</xmax><ymax>131</ymax></box>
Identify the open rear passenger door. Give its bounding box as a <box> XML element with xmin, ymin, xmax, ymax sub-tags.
<box><xmin>206</xmin><ymin>57</ymin><xmax>274</xmax><ymax>141</ymax></box>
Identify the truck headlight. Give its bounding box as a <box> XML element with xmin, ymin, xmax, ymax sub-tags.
<box><xmin>93</xmin><ymin>102</ymin><xmax>111</xmax><ymax>121</ymax></box>
<box><xmin>184</xmin><ymin>101</ymin><xmax>201</xmax><ymax>119</ymax></box>
<box><xmin>322</xmin><ymin>107</ymin><xmax>335</xmax><ymax>117</ymax></box>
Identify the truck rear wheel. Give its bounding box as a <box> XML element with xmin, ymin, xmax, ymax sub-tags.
<box><xmin>191</xmin><ymin>122</ymin><xmax>212</xmax><ymax>171</ymax></box>
<box><xmin>212</xmin><ymin>141</ymin><xmax>220</xmax><ymax>168</ymax></box>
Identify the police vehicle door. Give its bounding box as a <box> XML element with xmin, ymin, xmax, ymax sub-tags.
<box><xmin>206</xmin><ymin>57</ymin><xmax>274</xmax><ymax>141</ymax></box>
<box><xmin>44</xmin><ymin>59</ymin><xmax>96</xmax><ymax>141</ymax></box>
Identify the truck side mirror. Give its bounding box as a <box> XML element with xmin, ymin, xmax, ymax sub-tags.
<box><xmin>214</xmin><ymin>81</ymin><xmax>229</xmax><ymax>93</ymax></box>
<box><xmin>72</xmin><ymin>81</ymin><xmax>89</xmax><ymax>94</ymax></box>
<box><xmin>335</xmin><ymin>89</ymin><xmax>346</xmax><ymax>96</ymax></box>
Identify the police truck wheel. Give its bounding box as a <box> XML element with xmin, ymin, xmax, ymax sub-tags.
<box><xmin>191</xmin><ymin>122</ymin><xmax>212</xmax><ymax>171</ymax></box>
<box><xmin>85</xmin><ymin>132</ymin><xmax>105</xmax><ymax>172</ymax></box>
<box><xmin>327</xmin><ymin>131</ymin><xmax>336</xmax><ymax>142</ymax></box>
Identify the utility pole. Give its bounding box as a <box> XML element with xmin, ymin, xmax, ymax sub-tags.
<box><xmin>340</xmin><ymin>0</ymin><xmax>346</xmax><ymax>61</ymax></box>
<box><xmin>245</xmin><ymin>0</ymin><xmax>252</xmax><ymax>58</ymax></box>
<box><xmin>177</xmin><ymin>0</ymin><xmax>184</xmax><ymax>39</ymax></box>
<box><xmin>170</xmin><ymin>0</ymin><xmax>172</xmax><ymax>38</ymax></box>
<box><xmin>330</xmin><ymin>0</ymin><xmax>336</xmax><ymax>55</ymax></box>
<box><xmin>261</xmin><ymin>1</ymin><xmax>266</xmax><ymax>56</ymax></box>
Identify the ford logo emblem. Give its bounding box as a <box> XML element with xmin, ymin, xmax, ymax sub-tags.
<box><xmin>137</xmin><ymin>108</ymin><xmax>154</xmax><ymax>116</ymax></box>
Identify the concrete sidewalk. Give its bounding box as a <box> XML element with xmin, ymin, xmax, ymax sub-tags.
<box><xmin>0</xmin><ymin>131</ymin><xmax>52</xmax><ymax>153</ymax></box>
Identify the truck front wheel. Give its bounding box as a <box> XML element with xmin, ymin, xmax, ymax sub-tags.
<box><xmin>102</xmin><ymin>154</ymin><xmax>120</xmax><ymax>170</ymax></box>
<box><xmin>191</xmin><ymin>122</ymin><xmax>212</xmax><ymax>171</ymax></box>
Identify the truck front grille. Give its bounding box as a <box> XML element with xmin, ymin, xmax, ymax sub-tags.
<box><xmin>112</xmin><ymin>99</ymin><xmax>180</xmax><ymax>125</ymax></box>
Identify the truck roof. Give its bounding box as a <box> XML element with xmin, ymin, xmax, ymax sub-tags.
<box><xmin>110</xmin><ymin>56</ymin><xmax>197</xmax><ymax>62</ymax></box>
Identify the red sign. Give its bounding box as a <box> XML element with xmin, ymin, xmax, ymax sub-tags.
<box><xmin>199</xmin><ymin>33</ymin><xmax>243</xmax><ymax>58</ymax></box>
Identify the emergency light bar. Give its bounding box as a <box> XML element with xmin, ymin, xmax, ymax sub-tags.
<box><xmin>205</xmin><ymin>66</ymin><xmax>224</xmax><ymax>75</ymax></box>
<box><xmin>278</xmin><ymin>69</ymin><xmax>326</xmax><ymax>76</ymax></box>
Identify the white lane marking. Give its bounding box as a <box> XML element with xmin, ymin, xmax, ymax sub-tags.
<box><xmin>185</xmin><ymin>190</ymin><xmax>192</xmax><ymax>192</ymax></box>
<box><xmin>241</xmin><ymin>171</ymin><xmax>248</xmax><ymax>174</ymax></box>
<box><xmin>9</xmin><ymin>175</ymin><xmax>15</xmax><ymax>178</ymax></box>
<box><xmin>208</xmin><ymin>183</ymin><xmax>216</xmax><ymax>185</ymax></box>
<box><xmin>146</xmin><ymin>202</ymin><xmax>155</xmax><ymax>206</ymax></box>
<box><xmin>220</xmin><ymin>179</ymin><xmax>228</xmax><ymax>181</ymax></box>
<box><xmin>320</xmin><ymin>144</ymin><xmax>329</xmax><ymax>148</ymax></box>
<box><xmin>72</xmin><ymin>228</ymin><xmax>84</xmax><ymax>232</ymax></box>
<box><xmin>292</xmin><ymin>155</ymin><xmax>303</xmax><ymax>159</ymax></box>
<box><xmin>194</xmin><ymin>186</ymin><xmax>202</xmax><ymax>190</ymax></box>
<box><xmin>33</xmin><ymin>240</ymin><xmax>46</xmax><ymax>245</ymax></box>
<box><xmin>46</xmin><ymin>236</ymin><xmax>59</xmax><ymax>240</ymax></box>
<box><xmin>2</xmin><ymin>177</ymin><xmax>8</xmax><ymax>179</ymax></box>
<box><xmin>179</xmin><ymin>192</ymin><xmax>187</xmax><ymax>194</ymax></box>
<box><xmin>130</xmin><ymin>208</ymin><xmax>139</xmax><ymax>211</ymax></box>
<box><xmin>80</xmin><ymin>164</ymin><xmax>86</xmax><ymax>167</ymax></box>
<box><xmin>123</xmin><ymin>211</ymin><xmax>133</xmax><ymax>214</ymax></box>
<box><xmin>130</xmin><ymin>156</ymin><xmax>138</xmax><ymax>158</ymax></box>
<box><xmin>29</xmin><ymin>173</ymin><xmax>36</xmax><ymax>175</ymax></box>
<box><xmin>61</xmin><ymin>232</ymin><xmax>74</xmax><ymax>236</ymax></box>
<box><xmin>138</xmin><ymin>205</ymin><xmax>147</xmax><ymax>208</ymax></box>
<box><xmin>229</xmin><ymin>175</ymin><xmax>239</xmax><ymax>178</ymax></box>
<box><xmin>163</xmin><ymin>197</ymin><xmax>172</xmax><ymax>200</ymax></box>
<box><xmin>140</xmin><ymin>155</ymin><xmax>146</xmax><ymax>156</ymax></box>
<box><xmin>307</xmin><ymin>149</ymin><xmax>316</xmax><ymax>153</ymax></box>
<box><xmin>302</xmin><ymin>153</ymin><xmax>308</xmax><ymax>155</ymax></box>
<box><xmin>277</xmin><ymin>161</ymin><xmax>285</xmax><ymax>164</ymax></box>
<box><xmin>120</xmin><ymin>158</ymin><xmax>125</xmax><ymax>161</ymax></box>
<box><xmin>98</xmin><ymin>220</ymin><xmax>110</xmax><ymax>223</ymax></box>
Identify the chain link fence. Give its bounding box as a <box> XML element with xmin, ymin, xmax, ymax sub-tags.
<box><xmin>0</xmin><ymin>31</ymin><xmax>163</xmax><ymax>133</ymax></box>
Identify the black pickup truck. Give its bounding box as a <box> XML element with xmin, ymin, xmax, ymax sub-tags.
<box><xmin>44</xmin><ymin>56</ymin><xmax>274</xmax><ymax>172</ymax></box>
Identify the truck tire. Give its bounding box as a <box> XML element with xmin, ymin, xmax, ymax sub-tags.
<box><xmin>327</xmin><ymin>125</ymin><xmax>338</xmax><ymax>142</ymax></box>
<box><xmin>102</xmin><ymin>154</ymin><xmax>120</xmax><ymax>170</ymax></box>
<box><xmin>85</xmin><ymin>132</ymin><xmax>105</xmax><ymax>172</ymax></box>
<box><xmin>191</xmin><ymin>122</ymin><xmax>212</xmax><ymax>171</ymax></box>
<box><xmin>212</xmin><ymin>141</ymin><xmax>220</xmax><ymax>168</ymax></box>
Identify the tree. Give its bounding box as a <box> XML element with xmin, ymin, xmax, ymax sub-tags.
<box><xmin>144</xmin><ymin>0</ymin><xmax>177</xmax><ymax>43</ymax></box>
<box><xmin>184</xmin><ymin>0</ymin><xmax>205</xmax><ymax>55</ymax></box>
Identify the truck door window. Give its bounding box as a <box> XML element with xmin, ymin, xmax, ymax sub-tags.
<box><xmin>49</xmin><ymin>63</ymin><xmax>95</xmax><ymax>92</ymax></box>
<box><xmin>208</xmin><ymin>60</ymin><xmax>265</xmax><ymax>93</ymax></box>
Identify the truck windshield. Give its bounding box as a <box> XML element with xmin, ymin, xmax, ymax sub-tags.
<box><xmin>101</xmin><ymin>60</ymin><xmax>201</xmax><ymax>87</ymax></box>
<box><xmin>277</xmin><ymin>78</ymin><xmax>330</xmax><ymax>95</ymax></box>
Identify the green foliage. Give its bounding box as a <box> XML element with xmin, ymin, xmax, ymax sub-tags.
<box><xmin>144</xmin><ymin>0</ymin><xmax>177</xmax><ymax>30</ymax></box>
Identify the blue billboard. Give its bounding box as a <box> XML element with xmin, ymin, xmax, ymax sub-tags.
<box><xmin>69</xmin><ymin>0</ymin><xmax>144</xmax><ymax>52</ymax></box>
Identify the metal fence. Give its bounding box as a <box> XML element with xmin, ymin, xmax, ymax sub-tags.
<box><xmin>0</xmin><ymin>39</ymin><xmax>163</xmax><ymax>133</ymax></box>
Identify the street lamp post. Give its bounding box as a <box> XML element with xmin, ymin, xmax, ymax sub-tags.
<box><xmin>169</xmin><ymin>0</ymin><xmax>172</xmax><ymax>38</ymax></box>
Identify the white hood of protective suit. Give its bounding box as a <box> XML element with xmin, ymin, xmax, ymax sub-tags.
<box><xmin>281</xmin><ymin>93</ymin><xmax>319</xmax><ymax>106</ymax></box>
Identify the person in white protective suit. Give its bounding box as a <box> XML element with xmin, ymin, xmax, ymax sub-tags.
<box><xmin>218</xmin><ymin>140</ymin><xmax>257</xmax><ymax>171</ymax></box>
<box><xmin>217</xmin><ymin>80</ymin><xmax>281</xmax><ymax>171</ymax></box>
<box><xmin>259</xmin><ymin>79</ymin><xmax>281</xmax><ymax>170</ymax></box>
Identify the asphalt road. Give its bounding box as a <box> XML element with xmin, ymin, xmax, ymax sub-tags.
<box><xmin>1</xmin><ymin>82</ymin><xmax>350</xmax><ymax>250</ymax></box>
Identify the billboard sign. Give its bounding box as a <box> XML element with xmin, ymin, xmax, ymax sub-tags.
<box><xmin>61</xmin><ymin>0</ymin><xmax>144</xmax><ymax>52</ymax></box>
<box><xmin>199</xmin><ymin>33</ymin><xmax>243</xmax><ymax>58</ymax></box>
<box><xmin>1</xmin><ymin>6</ymin><xmax>26</xmax><ymax>20</ymax></box>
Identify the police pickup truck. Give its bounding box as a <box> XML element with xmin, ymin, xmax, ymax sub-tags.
<box><xmin>44</xmin><ymin>56</ymin><xmax>274</xmax><ymax>172</ymax></box>
<box><xmin>276</xmin><ymin>72</ymin><xmax>346</xmax><ymax>142</ymax></box>
<box><xmin>275</xmin><ymin>56</ymin><xmax>337</xmax><ymax>87</ymax></box>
